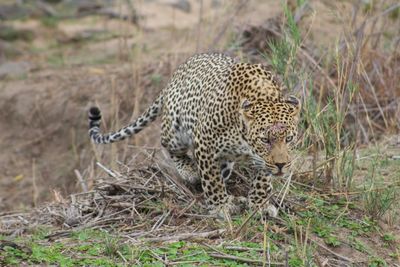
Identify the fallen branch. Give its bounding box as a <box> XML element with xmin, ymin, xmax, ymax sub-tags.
<box><xmin>310</xmin><ymin>237</ymin><xmax>353</xmax><ymax>263</ymax></box>
<box><xmin>224</xmin><ymin>245</ymin><xmax>263</xmax><ymax>252</ymax></box>
<box><xmin>141</xmin><ymin>229</ymin><xmax>225</xmax><ymax>243</ymax></box>
<box><xmin>209</xmin><ymin>253</ymin><xmax>284</xmax><ymax>266</ymax></box>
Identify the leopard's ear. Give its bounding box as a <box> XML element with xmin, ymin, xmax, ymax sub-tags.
<box><xmin>259</xmin><ymin>64</ymin><xmax>273</xmax><ymax>72</ymax></box>
<box><xmin>285</xmin><ymin>95</ymin><xmax>301</xmax><ymax>116</ymax></box>
<box><xmin>240</xmin><ymin>99</ymin><xmax>254</xmax><ymax>119</ymax></box>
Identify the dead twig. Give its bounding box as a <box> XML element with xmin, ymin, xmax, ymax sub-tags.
<box><xmin>96</xmin><ymin>162</ymin><xmax>123</xmax><ymax>180</ymax></box>
<box><xmin>74</xmin><ymin>169</ymin><xmax>88</xmax><ymax>192</ymax></box>
<box><xmin>235</xmin><ymin>192</ymin><xmax>275</xmax><ymax>238</ymax></box>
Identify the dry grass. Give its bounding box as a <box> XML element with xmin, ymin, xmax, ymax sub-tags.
<box><xmin>2</xmin><ymin>143</ymin><xmax>399</xmax><ymax>265</ymax></box>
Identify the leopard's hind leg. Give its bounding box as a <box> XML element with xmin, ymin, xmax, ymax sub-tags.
<box><xmin>169</xmin><ymin>152</ymin><xmax>199</xmax><ymax>185</ymax></box>
<box><xmin>161</xmin><ymin>114</ymin><xmax>200</xmax><ymax>185</ymax></box>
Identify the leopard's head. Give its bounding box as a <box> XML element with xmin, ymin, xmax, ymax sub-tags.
<box><xmin>240</xmin><ymin>95</ymin><xmax>301</xmax><ymax>175</ymax></box>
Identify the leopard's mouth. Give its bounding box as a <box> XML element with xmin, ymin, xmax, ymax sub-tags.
<box><xmin>271</xmin><ymin>167</ymin><xmax>288</xmax><ymax>176</ymax></box>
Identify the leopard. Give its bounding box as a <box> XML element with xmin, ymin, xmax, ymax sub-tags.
<box><xmin>88</xmin><ymin>53</ymin><xmax>300</xmax><ymax>219</ymax></box>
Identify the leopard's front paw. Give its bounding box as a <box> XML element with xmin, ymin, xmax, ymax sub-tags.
<box><xmin>258</xmin><ymin>204</ymin><xmax>279</xmax><ymax>223</ymax></box>
<box><xmin>209</xmin><ymin>195</ymin><xmax>246</xmax><ymax>219</ymax></box>
<box><xmin>249</xmin><ymin>202</ymin><xmax>279</xmax><ymax>222</ymax></box>
<box><xmin>262</xmin><ymin>204</ymin><xmax>278</xmax><ymax>219</ymax></box>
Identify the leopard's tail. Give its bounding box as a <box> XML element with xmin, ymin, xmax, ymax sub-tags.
<box><xmin>88</xmin><ymin>94</ymin><xmax>163</xmax><ymax>144</ymax></box>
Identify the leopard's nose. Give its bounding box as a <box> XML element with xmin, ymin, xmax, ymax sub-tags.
<box><xmin>275</xmin><ymin>162</ymin><xmax>286</xmax><ymax>171</ymax></box>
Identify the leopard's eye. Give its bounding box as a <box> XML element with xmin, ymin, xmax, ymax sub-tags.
<box><xmin>285</xmin><ymin>135</ymin><xmax>293</xmax><ymax>143</ymax></box>
<box><xmin>260</xmin><ymin>137</ymin><xmax>270</xmax><ymax>144</ymax></box>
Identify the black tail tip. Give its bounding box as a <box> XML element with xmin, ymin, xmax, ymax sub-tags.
<box><xmin>89</xmin><ymin>106</ymin><xmax>101</xmax><ymax>120</ymax></box>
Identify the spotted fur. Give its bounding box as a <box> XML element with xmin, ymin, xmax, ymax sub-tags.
<box><xmin>88</xmin><ymin>53</ymin><xmax>300</xmax><ymax>218</ymax></box>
